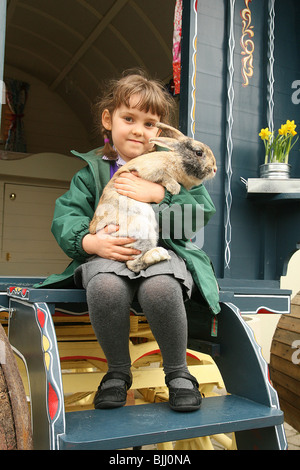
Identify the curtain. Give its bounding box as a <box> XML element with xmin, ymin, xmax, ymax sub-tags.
<box><xmin>173</xmin><ymin>0</ymin><xmax>183</xmax><ymax>95</ymax></box>
<box><xmin>5</xmin><ymin>78</ymin><xmax>30</xmax><ymax>152</ymax></box>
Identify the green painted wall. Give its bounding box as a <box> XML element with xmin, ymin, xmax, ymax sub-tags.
<box><xmin>181</xmin><ymin>0</ymin><xmax>300</xmax><ymax>284</ymax></box>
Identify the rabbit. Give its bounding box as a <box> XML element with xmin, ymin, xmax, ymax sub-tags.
<box><xmin>89</xmin><ymin>122</ymin><xmax>217</xmax><ymax>273</ymax></box>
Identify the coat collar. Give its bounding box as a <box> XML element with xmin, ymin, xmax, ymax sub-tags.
<box><xmin>71</xmin><ymin>147</ymin><xmax>110</xmax><ymax>202</ymax></box>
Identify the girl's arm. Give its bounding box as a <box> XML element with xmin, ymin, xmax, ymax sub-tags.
<box><xmin>52</xmin><ymin>167</ymin><xmax>140</xmax><ymax>262</ymax></box>
<box><xmin>51</xmin><ymin>167</ymin><xmax>95</xmax><ymax>261</ymax></box>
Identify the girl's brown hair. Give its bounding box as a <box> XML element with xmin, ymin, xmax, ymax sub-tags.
<box><xmin>94</xmin><ymin>69</ymin><xmax>176</xmax><ymax>159</ymax></box>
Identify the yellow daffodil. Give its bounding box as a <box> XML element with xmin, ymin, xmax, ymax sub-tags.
<box><xmin>259</xmin><ymin>128</ymin><xmax>272</xmax><ymax>141</ymax></box>
<box><xmin>260</xmin><ymin>119</ymin><xmax>298</xmax><ymax>164</ymax></box>
<box><xmin>279</xmin><ymin>120</ymin><xmax>297</xmax><ymax>137</ymax></box>
<box><xmin>278</xmin><ymin>124</ymin><xmax>288</xmax><ymax>136</ymax></box>
<box><xmin>286</xmin><ymin>120</ymin><xmax>297</xmax><ymax>132</ymax></box>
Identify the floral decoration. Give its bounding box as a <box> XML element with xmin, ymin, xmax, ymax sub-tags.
<box><xmin>259</xmin><ymin>120</ymin><xmax>298</xmax><ymax>164</ymax></box>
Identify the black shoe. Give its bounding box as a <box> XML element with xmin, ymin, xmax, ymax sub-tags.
<box><xmin>165</xmin><ymin>371</ymin><xmax>202</xmax><ymax>412</ymax></box>
<box><xmin>94</xmin><ymin>371</ymin><xmax>132</xmax><ymax>409</ymax></box>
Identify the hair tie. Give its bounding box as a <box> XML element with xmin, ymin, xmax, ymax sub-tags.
<box><xmin>104</xmin><ymin>138</ymin><xmax>110</xmax><ymax>144</ymax></box>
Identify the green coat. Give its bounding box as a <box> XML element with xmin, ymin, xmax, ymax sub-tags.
<box><xmin>36</xmin><ymin>148</ymin><xmax>220</xmax><ymax>315</ymax></box>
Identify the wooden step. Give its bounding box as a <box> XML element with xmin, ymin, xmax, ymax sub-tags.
<box><xmin>58</xmin><ymin>394</ymin><xmax>283</xmax><ymax>450</ymax></box>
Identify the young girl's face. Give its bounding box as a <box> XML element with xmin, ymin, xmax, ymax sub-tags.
<box><xmin>102</xmin><ymin>94</ymin><xmax>161</xmax><ymax>162</ymax></box>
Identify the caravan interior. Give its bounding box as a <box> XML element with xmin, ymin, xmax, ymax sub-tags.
<box><xmin>0</xmin><ymin>0</ymin><xmax>177</xmax><ymax>276</ymax></box>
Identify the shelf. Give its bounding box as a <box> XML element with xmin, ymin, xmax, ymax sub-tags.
<box><xmin>242</xmin><ymin>178</ymin><xmax>300</xmax><ymax>202</ymax></box>
<box><xmin>246</xmin><ymin>178</ymin><xmax>300</xmax><ymax>193</ymax></box>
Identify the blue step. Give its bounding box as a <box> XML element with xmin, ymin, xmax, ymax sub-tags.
<box><xmin>58</xmin><ymin>394</ymin><xmax>284</xmax><ymax>450</ymax></box>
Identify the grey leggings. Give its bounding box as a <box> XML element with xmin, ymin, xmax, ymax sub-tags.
<box><xmin>86</xmin><ymin>273</ymin><xmax>190</xmax><ymax>376</ymax></box>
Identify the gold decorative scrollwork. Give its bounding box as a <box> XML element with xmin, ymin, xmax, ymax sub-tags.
<box><xmin>240</xmin><ymin>0</ymin><xmax>255</xmax><ymax>87</ymax></box>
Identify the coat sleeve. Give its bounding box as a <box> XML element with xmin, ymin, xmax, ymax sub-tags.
<box><xmin>153</xmin><ymin>183</ymin><xmax>216</xmax><ymax>242</ymax></box>
<box><xmin>51</xmin><ymin>166</ymin><xmax>97</xmax><ymax>261</ymax></box>
<box><xmin>182</xmin><ymin>184</ymin><xmax>216</xmax><ymax>226</ymax></box>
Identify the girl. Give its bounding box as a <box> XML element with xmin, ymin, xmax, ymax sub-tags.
<box><xmin>41</xmin><ymin>70</ymin><xmax>220</xmax><ymax>412</ymax></box>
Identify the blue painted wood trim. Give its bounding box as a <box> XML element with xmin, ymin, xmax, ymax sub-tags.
<box><xmin>59</xmin><ymin>395</ymin><xmax>283</xmax><ymax>450</ymax></box>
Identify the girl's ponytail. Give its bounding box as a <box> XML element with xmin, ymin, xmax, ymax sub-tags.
<box><xmin>101</xmin><ymin>129</ymin><xmax>118</xmax><ymax>160</ymax></box>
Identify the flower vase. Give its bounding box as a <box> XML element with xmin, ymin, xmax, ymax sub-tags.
<box><xmin>259</xmin><ymin>162</ymin><xmax>291</xmax><ymax>179</ymax></box>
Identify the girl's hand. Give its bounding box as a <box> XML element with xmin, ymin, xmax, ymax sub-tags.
<box><xmin>114</xmin><ymin>171</ymin><xmax>165</xmax><ymax>204</ymax></box>
<box><xmin>82</xmin><ymin>225</ymin><xmax>140</xmax><ymax>261</ymax></box>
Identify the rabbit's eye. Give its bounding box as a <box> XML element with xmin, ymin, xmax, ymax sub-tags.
<box><xmin>195</xmin><ymin>150</ymin><xmax>203</xmax><ymax>157</ymax></box>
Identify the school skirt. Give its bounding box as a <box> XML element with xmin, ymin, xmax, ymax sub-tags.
<box><xmin>74</xmin><ymin>249</ymin><xmax>194</xmax><ymax>301</ymax></box>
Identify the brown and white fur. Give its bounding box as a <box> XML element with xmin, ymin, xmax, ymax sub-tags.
<box><xmin>89</xmin><ymin>123</ymin><xmax>217</xmax><ymax>272</ymax></box>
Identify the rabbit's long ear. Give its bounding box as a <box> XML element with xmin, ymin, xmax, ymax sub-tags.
<box><xmin>149</xmin><ymin>136</ymin><xmax>179</xmax><ymax>151</ymax></box>
<box><xmin>155</xmin><ymin>122</ymin><xmax>184</xmax><ymax>140</ymax></box>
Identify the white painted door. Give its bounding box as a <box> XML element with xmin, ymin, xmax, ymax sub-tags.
<box><xmin>1</xmin><ymin>182</ymin><xmax>70</xmax><ymax>275</ymax></box>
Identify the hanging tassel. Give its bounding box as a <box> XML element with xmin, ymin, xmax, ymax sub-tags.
<box><xmin>173</xmin><ymin>0</ymin><xmax>183</xmax><ymax>95</ymax></box>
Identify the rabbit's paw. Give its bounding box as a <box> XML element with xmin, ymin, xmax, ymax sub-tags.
<box><xmin>143</xmin><ymin>247</ymin><xmax>171</xmax><ymax>265</ymax></box>
<box><xmin>126</xmin><ymin>248</ymin><xmax>171</xmax><ymax>273</ymax></box>
<box><xmin>165</xmin><ymin>180</ymin><xmax>181</xmax><ymax>195</ymax></box>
